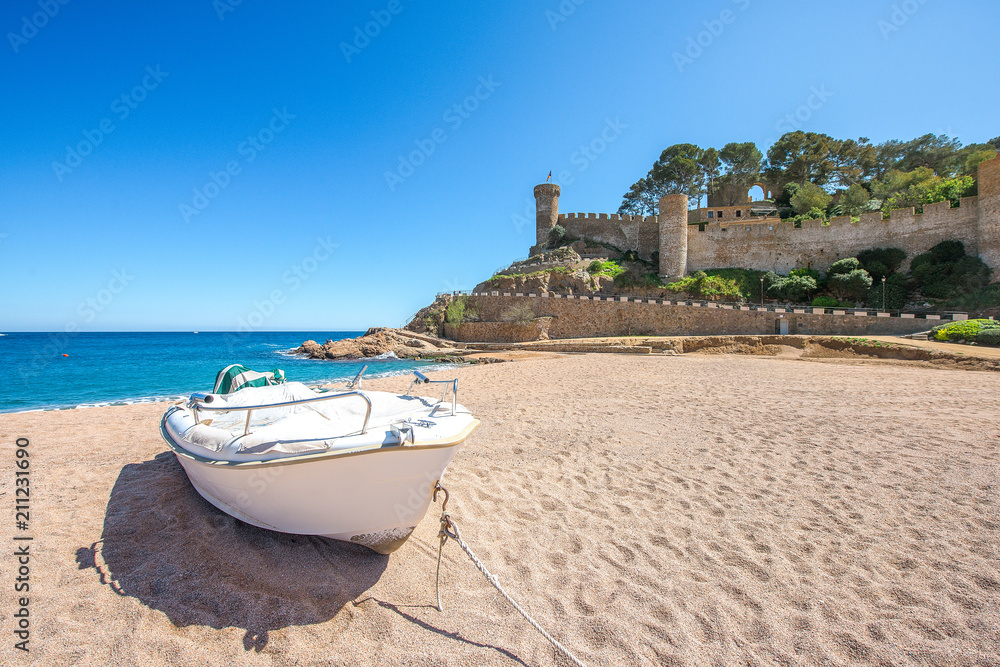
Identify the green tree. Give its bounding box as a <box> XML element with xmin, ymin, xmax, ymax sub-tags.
<box><xmin>866</xmin><ymin>273</ymin><xmax>908</xmax><ymax>310</ymax></box>
<box><xmin>618</xmin><ymin>178</ymin><xmax>658</xmax><ymax>215</ymax></box>
<box><xmin>961</xmin><ymin>147</ymin><xmax>997</xmax><ymax>176</ymax></box>
<box><xmin>857</xmin><ymin>247</ymin><xmax>906</xmax><ymax>280</ymax></box>
<box><xmin>892</xmin><ymin>133</ymin><xmax>963</xmax><ymax>176</ymax></box>
<box><xmin>719</xmin><ymin>142</ymin><xmax>763</xmax><ymax>205</ymax></box>
<box><xmin>829</xmin><ymin>137</ymin><xmax>878</xmax><ymax>187</ymax></box>
<box><xmin>618</xmin><ymin>144</ymin><xmax>706</xmax><ymax>214</ymax></box>
<box><xmin>871</xmin><ymin>167</ymin><xmax>937</xmax><ymax>212</ymax></box>
<box><xmin>765</xmin><ymin>131</ymin><xmax>837</xmax><ymax>186</ymax></box>
<box><xmin>547</xmin><ymin>224</ymin><xmax>567</xmax><ymax>247</ymax></box>
<box><xmin>699</xmin><ymin>147</ymin><xmax>721</xmax><ymax>205</ymax></box>
<box><xmin>649</xmin><ymin>143</ymin><xmax>705</xmax><ymax>204</ymax></box>
<box><xmin>790</xmin><ymin>182</ymin><xmax>833</xmax><ymax>215</ymax></box>
<box><xmin>923</xmin><ymin>175</ymin><xmax>976</xmax><ymax>207</ymax></box>
<box><xmin>840</xmin><ymin>183</ymin><xmax>872</xmax><ymax>216</ymax></box>
<box><xmin>828</xmin><ymin>269</ymin><xmax>873</xmax><ymax>301</ymax></box>
<box><xmin>827</xmin><ymin>257</ymin><xmax>863</xmax><ymax>277</ymax></box>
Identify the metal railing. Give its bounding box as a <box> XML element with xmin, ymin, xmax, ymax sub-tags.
<box><xmin>467</xmin><ymin>290</ymin><xmax>967</xmax><ymax>321</ymax></box>
<box><xmin>406</xmin><ymin>371</ymin><xmax>459</xmax><ymax>416</ymax></box>
<box><xmin>188</xmin><ymin>390</ymin><xmax>372</xmax><ymax>437</ymax></box>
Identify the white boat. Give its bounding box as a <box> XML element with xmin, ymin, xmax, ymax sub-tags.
<box><xmin>159</xmin><ymin>369</ymin><xmax>478</xmax><ymax>553</ymax></box>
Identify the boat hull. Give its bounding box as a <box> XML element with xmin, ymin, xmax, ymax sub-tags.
<box><xmin>165</xmin><ymin>429</ymin><xmax>473</xmax><ymax>554</ymax></box>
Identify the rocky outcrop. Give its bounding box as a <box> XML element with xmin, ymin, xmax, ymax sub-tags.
<box><xmin>295</xmin><ymin>328</ymin><xmax>465</xmax><ymax>361</ymax></box>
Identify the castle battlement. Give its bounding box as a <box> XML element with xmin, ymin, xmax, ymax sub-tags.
<box><xmin>560</xmin><ymin>212</ymin><xmax>658</xmax><ymax>224</ymax></box>
<box><xmin>532</xmin><ymin>156</ymin><xmax>1000</xmax><ymax>276</ymax></box>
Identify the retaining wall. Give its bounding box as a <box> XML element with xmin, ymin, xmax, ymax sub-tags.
<box><xmin>446</xmin><ymin>317</ymin><xmax>552</xmax><ymax>343</ymax></box>
<box><xmin>462</xmin><ymin>293</ymin><xmax>956</xmax><ymax>340</ymax></box>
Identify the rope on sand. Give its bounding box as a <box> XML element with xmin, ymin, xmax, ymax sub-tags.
<box><xmin>433</xmin><ymin>482</ymin><xmax>588</xmax><ymax>667</ymax></box>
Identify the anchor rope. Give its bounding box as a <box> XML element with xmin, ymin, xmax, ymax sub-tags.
<box><xmin>434</xmin><ymin>484</ymin><xmax>588</xmax><ymax>667</ymax></box>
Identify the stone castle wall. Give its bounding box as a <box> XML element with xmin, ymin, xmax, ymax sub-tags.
<box><xmin>532</xmin><ymin>156</ymin><xmax>1000</xmax><ymax>277</ymax></box>
<box><xmin>686</xmin><ymin>198</ymin><xmax>979</xmax><ymax>274</ymax></box>
<box><xmin>467</xmin><ymin>294</ymin><xmax>940</xmax><ymax>339</ymax></box>
<box><xmin>978</xmin><ymin>156</ymin><xmax>1000</xmax><ymax>271</ymax></box>
<box><xmin>558</xmin><ymin>212</ymin><xmax>660</xmax><ymax>261</ymax></box>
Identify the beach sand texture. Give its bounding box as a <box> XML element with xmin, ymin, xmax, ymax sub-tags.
<box><xmin>1</xmin><ymin>354</ymin><xmax>998</xmax><ymax>666</ymax></box>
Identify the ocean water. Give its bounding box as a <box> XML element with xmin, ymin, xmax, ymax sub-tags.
<box><xmin>0</xmin><ymin>331</ymin><xmax>448</xmax><ymax>413</ymax></box>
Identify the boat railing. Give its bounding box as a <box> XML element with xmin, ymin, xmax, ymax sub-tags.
<box><xmin>346</xmin><ymin>364</ymin><xmax>368</xmax><ymax>390</ymax></box>
<box><xmin>406</xmin><ymin>371</ymin><xmax>458</xmax><ymax>415</ymax></box>
<box><xmin>188</xmin><ymin>391</ymin><xmax>373</xmax><ymax>436</ymax></box>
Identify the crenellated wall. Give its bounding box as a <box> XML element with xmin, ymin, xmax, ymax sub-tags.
<box><xmin>531</xmin><ymin>156</ymin><xmax>1000</xmax><ymax>277</ymax></box>
<box><xmin>686</xmin><ymin>198</ymin><xmax>980</xmax><ymax>274</ymax></box>
<box><xmin>558</xmin><ymin>212</ymin><xmax>661</xmax><ymax>261</ymax></box>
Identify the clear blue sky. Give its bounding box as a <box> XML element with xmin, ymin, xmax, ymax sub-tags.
<box><xmin>2</xmin><ymin>0</ymin><xmax>998</xmax><ymax>331</ymax></box>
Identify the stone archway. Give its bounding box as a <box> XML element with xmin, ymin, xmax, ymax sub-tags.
<box><xmin>747</xmin><ymin>183</ymin><xmax>767</xmax><ymax>202</ymax></box>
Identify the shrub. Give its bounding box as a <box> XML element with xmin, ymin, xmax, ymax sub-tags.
<box><xmin>910</xmin><ymin>241</ymin><xmax>991</xmax><ymax>299</ymax></box>
<box><xmin>929</xmin><ymin>240</ymin><xmax>965</xmax><ymax>263</ymax></box>
<box><xmin>781</xmin><ymin>275</ymin><xmax>819</xmax><ymax>302</ymax></box>
<box><xmin>932</xmin><ymin>319</ymin><xmax>1000</xmax><ymax>342</ymax></box>
<box><xmin>613</xmin><ymin>264</ymin><xmax>661</xmax><ymax>288</ymax></box>
<box><xmin>865</xmin><ymin>273</ymin><xmax>909</xmax><ymax>310</ymax></box>
<box><xmin>790</xmin><ymin>267</ymin><xmax>821</xmax><ymax>282</ymax></box>
<box><xmin>941</xmin><ymin>282</ymin><xmax>1000</xmax><ymax>311</ymax></box>
<box><xmin>857</xmin><ymin>247</ymin><xmax>907</xmax><ymax>280</ymax></box>
<box><xmin>547</xmin><ymin>224</ymin><xmax>566</xmax><ymax>247</ymax></box>
<box><xmin>588</xmin><ymin>259</ymin><xmax>625</xmax><ymax>278</ymax></box>
<box><xmin>500</xmin><ymin>303</ymin><xmax>535</xmax><ymax>324</ymax></box>
<box><xmin>828</xmin><ymin>269</ymin><xmax>873</xmax><ymax>301</ymax></box>
<box><xmin>765</xmin><ymin>273</ymin><xmax>818</xmax><ymax>303</ymax></box>
<box><xmin>977</xmin><ymin>328</ymin><xmax>1000</xmax><ymax>346</ymax></box>
<box><xmin>827</xmin><ymin>257</ymin><xmax>862</xmax><ymax>277</ymax></box>
<box><xmin>811</xmin><ymin>296</ymin><xmax>839</xmax><ymax>308</ymax></box>
<box><xmin>791</xmin><ymin>182</ymin><xmax>833</xmax><ymax>215</ymax></box>
<box><xmin>445</xmin><ymin>297</ymin><xmax>469</xmax><ymax>324</ymax></box>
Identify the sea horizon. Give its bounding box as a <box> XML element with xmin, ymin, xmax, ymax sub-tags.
<box><xmin>0</xmin><ymin>330</ymin><xmax>448</xmax><ymax>414</ymax></box>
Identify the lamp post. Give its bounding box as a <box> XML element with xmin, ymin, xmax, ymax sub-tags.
<box><xmin>760</xmin><ymin>276</ymin><xmax>764</xmax><ymax>307</ymax></box>
<box><xmin>882</xmin><ymin>276</ymin><xmax>886</xmax><ymax>311</ymax></box>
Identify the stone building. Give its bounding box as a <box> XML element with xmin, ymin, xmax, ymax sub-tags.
<box><xmin>531</xmin><ymin>156</ymin><xmax>1000</xmax><ymax>279</ymax></box>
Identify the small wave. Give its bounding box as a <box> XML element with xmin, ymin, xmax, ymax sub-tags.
<box><xmin>367</xmin><ymin>351</ymin><xmax>399</xmax><ymax>360</ymax></box>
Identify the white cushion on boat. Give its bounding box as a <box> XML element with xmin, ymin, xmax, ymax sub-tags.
<box><xmin>168</xmin><ymin>383</ymin><xmax>466</xmax><ymax>461</ymax></box>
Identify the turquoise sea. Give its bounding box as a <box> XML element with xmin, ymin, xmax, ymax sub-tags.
<box><xmin>0</xmin><ymin>331</ymin><xmax>446</xmax><ymax>414</ymax></box>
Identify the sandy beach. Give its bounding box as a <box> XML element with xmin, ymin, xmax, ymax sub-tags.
<box><xmin>1</xmin><ymin>352</ymin><xmax>998</xmax><ymax>666</ymax></box>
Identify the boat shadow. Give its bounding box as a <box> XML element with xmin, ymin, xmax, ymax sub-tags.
<box><xmin>77</xmin><ymin>451</ymin><xmax>388</xmax><ymax>651</ymax></box>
